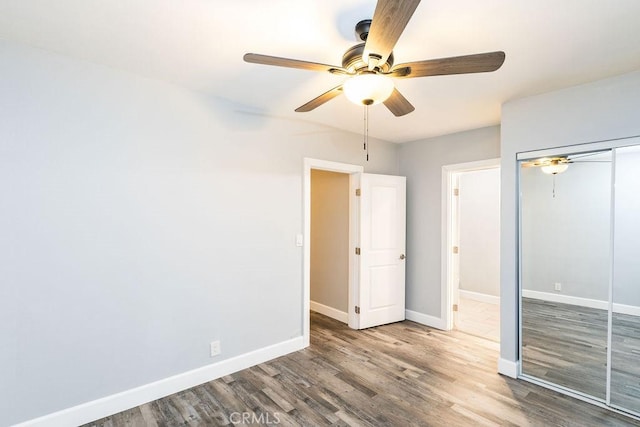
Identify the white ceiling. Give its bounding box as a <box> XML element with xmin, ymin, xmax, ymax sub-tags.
<box><xmin>1</xmin><ymin>0</ymin><xmax>640</xmax><ymax>143</ymax></box>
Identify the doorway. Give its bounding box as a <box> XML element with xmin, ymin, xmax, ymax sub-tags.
<box><xmin>303</xmin><ymin>158</ymin><xmax>407</xmax><ymax>345</ymax></box>
<box><xmin>303</xmin><ymin>159</ymin><xmax>362</xmax><ymax>346</ymax></box>
<box><xmin>309</xmin><ymin>169</ymin><xmax>350</xmax><ymax>324</ymax></box>
<box><xmin>442</xmin><ymin>159</ymin><xmax>500</xmax><ymax>342</ymax></box>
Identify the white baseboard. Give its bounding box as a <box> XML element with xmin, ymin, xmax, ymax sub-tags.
<box><xmin>522</xmin><ymin>290</ymin><xmax>640</xmax><ymax>316</ymax></box>
<box><xmin>522</xmin><ymin>289</ymin><xmax>608</xmax><ymax>310</ymax></box>
<box><xmin>459</xmin><ymin>289</ymin><xmax>500</xmax><ymax>305</ymax></box>
<box><xmin>613</xmin><ymin>303</ymin><xmax>640</xmax><ymax>317</ymax></box>
<box><xmin>310</xmin><ymin>301</ymin><xmax>348</xmax><ymax>323</ymax></box>
<box><xmin>405</xmin><ymin>309</ymin><xmax>446</xmax><ymax>330</ymax></box>
<box><xmin>498</xmin><ymin>358</ymin><xmax>519</xmax><ymax>378</ymax></box>
<box><xmin>15</xmin><ymin>337</ymin><xmax>306</xmax><ymax>427</ymax></box>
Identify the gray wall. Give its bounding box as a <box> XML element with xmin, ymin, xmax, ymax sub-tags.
<box><xmin>0</xmin><ymin>40</ymin><xmax>399</xmax><ymax>425</ymax></box>
<box><xmin>459</xmin><ymin>168</ymin><xmax>501</xmax><ymax>297</ymax></box>
<box><xmin>500</xmin><ymin>69</ymin><xmax>640</xmax><ymax>366</ymax></box>
<box><xmin>310</xmin><ymin>170</ymin><xmax>349</xmax><ymax>313</ymax></box>
<box><xmin>398</xmin><ymin>126</ymin><xmax>500</xmax><ymax>317</ymax></box>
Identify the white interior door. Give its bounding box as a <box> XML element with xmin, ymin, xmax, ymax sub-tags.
<box><xmin>357</xmin><ymin>173</ymin><xmax>406</xmax><ymax>329</ymax></box>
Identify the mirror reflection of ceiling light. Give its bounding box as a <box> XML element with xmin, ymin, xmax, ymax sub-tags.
<box><xmin>522</xmin><ymin>156</ymin><xmax>572</xmax><ymax>174</ymax></box>
<box><xmin>541</xmin><ymin>162</ymin><xmax>569</xmax><ymax>175</ymax></box>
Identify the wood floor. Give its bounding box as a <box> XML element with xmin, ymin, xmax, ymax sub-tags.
<box><xmin>455</xmin><ymin>297</ymin><xmax>500</xmax><ymax>342</ymax></box>
<box><xmin>84</xmin><ymin>312</ymin><xmax>640</xmax><ymax>426</ymax></box>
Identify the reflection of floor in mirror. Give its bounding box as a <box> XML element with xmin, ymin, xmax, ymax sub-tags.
<box><xmin>611</xmin><ymin>313</ymin><xmax>640</xmax><ymax>413</ymax></box>
<box><xmin>522</xmin><ymin>298</ymin><xmax>608</xmax><ymax>399</ymax></box>
<box><xmin>455</xmin><ymin>297</ymin><xmax>500</xmax><ymax>342</ymax></box>
<box><xmin>523</xmin><ymin>298</ymin><xmax>640</xmax><ymax>414</ymax></box>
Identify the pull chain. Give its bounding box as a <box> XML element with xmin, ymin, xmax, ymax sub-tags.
<box><xmin>363</xmin><ymin>105</ymin><xmax>370</xmax><ymax>161</ymax></box>
<box><xmin>552</xmin><ymin>175</ymin><xmax>556</xmax><ymax>198</ymax></box>
<box><xmin>363</xmin><ymin>105</ymin><xmax>366</xmax><ymax>151</ymax></box>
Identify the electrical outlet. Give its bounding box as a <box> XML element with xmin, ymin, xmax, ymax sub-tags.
<box><xmin>210</xmin><ymin>340</ymin><xmax>221</xmax><ymax>357</ymax></box>
<box><xmin>555</xmin><ymin>282</ymin><xmax>562</xmax><ymax>291</ymax></box>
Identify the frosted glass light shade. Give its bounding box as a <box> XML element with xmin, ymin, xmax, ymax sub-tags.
<box><xmin>541</xmin><ymin>163</ymin><xmax>569</xmax><ymax>175</ymax></box>
<box><xmin>343</xmin><ymin>73</ymin><xmax>394</xmax><ymax>106</ymax></box>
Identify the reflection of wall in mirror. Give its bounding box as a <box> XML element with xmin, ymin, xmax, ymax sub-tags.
<box><xmin>613</xmin><ymin>146</ymin><xmax>640</xmax><ymax>309</ymax></box>
<box><xmin>521</xmin><ymin>154</ymin><xmax>611</xmax><ymax>303</ymax></box>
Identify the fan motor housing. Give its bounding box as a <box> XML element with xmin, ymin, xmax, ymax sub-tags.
<box><xmin>342</xmin><ymin>43</ymin><xmax>394</xmax><ymax>73</ymax></box>
<box><xmin>355</xmin><ymin>19</ymin><xmax>371</xmax><ymax>41</ymax></box>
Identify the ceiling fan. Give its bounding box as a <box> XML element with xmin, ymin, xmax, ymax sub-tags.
<box><xmin>243</xmin><ymin>0</ymin><xmax>505</xmax><ymax>117</ymax></box>
<box><xmin>521</xmin><ymin>153</ymin><xmax>611</xmax><ymax>175</ymax></box>
<box><xmin>522</xmin><ymin>157</ymin><xmax>572</xmax><ymax>175</ymax></box>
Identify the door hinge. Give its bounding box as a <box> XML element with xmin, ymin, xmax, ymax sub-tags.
<box><xmin>453</xmin><ymin>304</ymin><xmax>459</xmax><ymax>312</ymax></box>
<box><xmin>452</xmin><ymin>246</ymin><xmax>459</xmax><ymax>254</ymax></box>
<box><xmin>355</xmin><ymin>247</ymin><xmax>361</xmax><ymax>255</ymax></box>
<box><xmin>355</xmin><ymin>188</ymin><xmax>361</xmax><ymax>196</ymax></box>
<box><xmin>355</xmin><ymin>306</ymin><xmax>360</xmax><ymax>314</ymax></box>
<box><xmin>453</xmin><ymin>188</ymin><xmax>459</xmax><ymax>196</ymax></box>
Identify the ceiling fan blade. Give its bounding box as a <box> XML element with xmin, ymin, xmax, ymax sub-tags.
<box><xmin>521</xmin><ymin>161</ymin><xmax>538</xmax><ymax>168</ymax></box>
<box><xmin>383</xmin><ymin>88</ymin><xmax>415</xmax><ymax>116</ymax></box>
<box><xmin>522</xmin><ymin>156</ymin><xmax>574</xmax><ymax>168</ymax></box>
<box><xmin>568</xmin><ymin>151</ymin><xmax>609</xmax><ymax>160</ymax></box>
<box><xmin>364</xmin><ymin>0</ymin><xmax>421</xmax><ymax>66</ymax></box>
<box><xmin>390</xmin><ymin>51</ymin><xmax>506</xmax><ymax>78</ymax></box>
<box><xmin>243</xmin><ymin>53</ymin><xmax>348</xmax><ymax>75</ymax></box>
<box><xmin>295</xmin><ymin>85</ymin><xmax>344</xmax><ymax>112</ymax></box>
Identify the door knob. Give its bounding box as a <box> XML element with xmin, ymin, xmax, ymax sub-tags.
<box><xmin>400</xmin><ymin>254</ymin><xmax>406</xmax><ymax>260</ymax></box>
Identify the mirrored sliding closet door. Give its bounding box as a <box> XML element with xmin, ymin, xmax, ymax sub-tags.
<box><xmin>518</xmin><ymin>138</ymin><xmax>640</xmax><ymax>419</ymax></box>
<box><xmin>610</xmin><ymin>145</ymin><xmax>640</xmax><ymax>414</ymax></box>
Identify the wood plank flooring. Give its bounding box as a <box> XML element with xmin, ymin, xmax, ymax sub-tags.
<box><xmin>455</xmin><ymin>297</ymin><xmax>500</xmax><ymax>342</ymax></box>
<box><xmin>84</xmin><ymin>312</ymin><xmax>640</xmax><ymax>426</ymax></box>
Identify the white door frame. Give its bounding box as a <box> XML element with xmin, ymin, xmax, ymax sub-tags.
<box><xmin>303</xmin><ymin>158</ymin><xmax>363</xmax><ymax>346</ymax></box>
<box><xmin>441</xmin><ymin>158</ymin><xmax>500</xmax><ymax>330</ymax></box>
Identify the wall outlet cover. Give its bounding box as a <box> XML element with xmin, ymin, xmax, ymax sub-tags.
<box><xmin>210</xmin><ymin>340</ymin><xmax>221</xmax><ymax>357</ymax></box>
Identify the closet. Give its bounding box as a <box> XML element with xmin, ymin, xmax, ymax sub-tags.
<box><xmin>518</xmin><ymin>137</ymin><xmax>640</xmax><ymax>419</ymax></box>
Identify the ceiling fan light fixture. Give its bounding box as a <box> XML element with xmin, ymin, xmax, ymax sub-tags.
<box><xmin>244</xmin><ymin>1</ymin><xmax>505</xmax><ymax>116</ymax></box>
<box><xmin>541</xmin><ymin>163</ymin><xmax>569</xmax><ymax>175</ymax></box>
<box><xmin>343</xmin><ymin>73</ymin><xmax>394</xmax><ymax>106</ymax></box>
